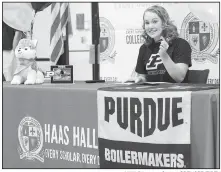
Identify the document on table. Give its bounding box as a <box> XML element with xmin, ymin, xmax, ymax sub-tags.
<box><xmin>117</xmin><ymin>81</ymin><xmax>170</xmax><ymax>85</ymax></box>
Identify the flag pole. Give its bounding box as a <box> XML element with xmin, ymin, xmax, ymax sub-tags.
<box><xmin>56</xmin><ymin>24</ymin><xmax>69</xmax><ymax>65</ymax></box>
<box><xmin>91</xmin><ymin>2</ymin><xmax>104</xmax><ymax>82</ymax></box>
<box><xmin>65</xmin><ymin>22</ymin><xmax>69</xmax><ymax>65</ymax></box>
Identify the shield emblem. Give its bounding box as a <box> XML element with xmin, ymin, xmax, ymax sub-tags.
<box><xmin>100</xmin><ymin>27</ymin><xmax>109</xmax><ymax>53</ymax></box>
<box><xmin>189</xmin><ymin>21</ymin><xmax>210</xmax><ymax>51</ymax></box>
<box><xmin>22</xmin><ymin>125</ymin><xmax>40</xmax><ymax>152</ymax></box>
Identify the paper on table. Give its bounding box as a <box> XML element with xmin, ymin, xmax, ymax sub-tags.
<box><xmin>137</xmin><ymin>82</ymin><xmax>170</xmax><ymax>86</ymax></box>
<box><xmin>116</xmin><ymin>81</ymin><xmax>170</xmax><ymax>86</ymax></box>
<box><xmin>144</xmin><ymin>82</ymin><xmax>170</xmax><ymax>84</ymax></box>
<box><xmin>115</xmin><ymin>81</ymin><xmax>135</xmax><ymax>85</ymax></box>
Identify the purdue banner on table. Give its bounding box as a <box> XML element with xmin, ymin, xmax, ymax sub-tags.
<box><xmin>97</xmin><ymin>89</ymin><xmax>191</xmax><ymax>168</ymax></box>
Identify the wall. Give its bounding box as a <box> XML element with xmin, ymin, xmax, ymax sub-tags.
<box><xmin>68</xmin><ymin>3</ymin><xmax>92</xmax><ymax>81</ymax></box>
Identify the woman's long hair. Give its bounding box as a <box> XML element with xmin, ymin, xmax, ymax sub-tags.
<box><xmin>141</xmin><ymin>5</ymin><xmax>179</xmax><ymax>46</ymax></box>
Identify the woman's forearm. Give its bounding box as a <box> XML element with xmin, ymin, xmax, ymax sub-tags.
<box><xmin>161</xmin><ymin>53</ymin><xmax>188</xmax><ymax>83</ymax></box>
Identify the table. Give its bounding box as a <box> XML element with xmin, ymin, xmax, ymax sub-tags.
<box><xmin>191</xmin><ymin>89</ymin><xmax>219</xmax><ymax>168</ymax></box>
<box><xmin>3</xmin><ymin>82</ymin><xmax>219</xmax><ymax>168</ymax></box>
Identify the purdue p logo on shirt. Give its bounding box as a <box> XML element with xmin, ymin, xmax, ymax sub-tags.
<box><xmin>146</xmin><ymin>53</ymin><xmax>162</xmax><ymax>70</ymax></box>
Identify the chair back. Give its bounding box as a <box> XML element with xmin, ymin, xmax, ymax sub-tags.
<box><xmin>188</xmin><ymin>69</ymin><xmax>210</xmax><ymax>84</ymax></box>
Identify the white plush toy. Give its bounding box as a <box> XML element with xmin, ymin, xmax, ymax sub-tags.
<box><xmin>11</xmin><ymin>38</ymin><xmax>44</xmax><ymax>85</ymax></box>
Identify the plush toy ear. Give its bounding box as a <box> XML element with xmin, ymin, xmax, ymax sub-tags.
<box><xmin>31</xmin><ymin>39</ymin><xmax>38</xmax><ymax>48</ymax></box>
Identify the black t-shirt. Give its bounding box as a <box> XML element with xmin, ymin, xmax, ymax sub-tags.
<box><xmin>3</xmin><ymin>21</ymin><xmax>15</xmax><ymax>50</ymax></box>
<box><xmin>135</xmin><ymin>37</ymin><xmax>192</xmax><ymax>83</ymax></box>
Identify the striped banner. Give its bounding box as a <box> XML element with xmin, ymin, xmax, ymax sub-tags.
<box><xmin>50</xmin><ymin>3</ymin><xmax>69</xmax><ymax>64</ymax></box>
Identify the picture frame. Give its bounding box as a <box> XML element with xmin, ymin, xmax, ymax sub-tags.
<box><xmin>50</xmin><ymin>65</ymin><xmax>73</xmax><ymax>83</ymax></box>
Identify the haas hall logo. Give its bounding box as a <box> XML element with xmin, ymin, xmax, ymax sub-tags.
<box><xmin>99</xmin><ymin>17</ymin><xmax>117</xmax><ymax>63</ymax></box>
<box><xmin>180</xmin><ymin>12</ymin><xmax>219</xmax><ymax>64</ymax></box>
<box><xmin>18</xmin><ymin>116</ymin><xmax>44</xmax><ymax>162</ymax></box>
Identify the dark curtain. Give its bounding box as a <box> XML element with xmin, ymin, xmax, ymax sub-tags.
<box><xmin>3</xmin><ymin>21</ymin><xmax>15</xmax><ymax>50</ymax></box>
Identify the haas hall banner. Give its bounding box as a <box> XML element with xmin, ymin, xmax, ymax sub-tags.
<box><xmin>97</xmin><ymin>88</ymin><xmax>191</xmax><ymax>168</ymax></box>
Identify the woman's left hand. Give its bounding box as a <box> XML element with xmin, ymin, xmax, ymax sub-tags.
<box><xmin>159</xmin><ymin>36</ymin><xmax>169</xmax><ymax>57</ymax></box>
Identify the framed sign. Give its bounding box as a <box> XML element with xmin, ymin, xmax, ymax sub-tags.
<box><xmin>50</xmin><ymin>65</ymin><xmax>73</xmax><ymax>83</ymax></box>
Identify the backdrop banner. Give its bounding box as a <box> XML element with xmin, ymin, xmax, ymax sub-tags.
<box><xmin>98</xmin><ymin>3</ymin><xmax>219</xmax><ymax>84</ymax></box>
<box><xmin>97</xmin><ymin>88</ymin><xmax>191</xmax><ymax>168</ymax></box>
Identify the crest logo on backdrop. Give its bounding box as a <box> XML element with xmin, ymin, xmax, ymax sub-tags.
<box><xmin>180</xmin><ymin>12</ymin><xmax>219</xmax><ymax>64</ymax></box>
<box><xmin>18</xmin><ymin>116</ymin><xmax>44</xmax><ymax>162</ymax></box>
<box><xmin>99</xmin><ymin>17</ymin><xmax>117</xmax><ymax>63</ymax></box>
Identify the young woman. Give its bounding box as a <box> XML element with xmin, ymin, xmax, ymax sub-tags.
<box><xmin>134</xmin><ymin>5</ymin><xmax>192</xmax><ymax>83</ymax></box>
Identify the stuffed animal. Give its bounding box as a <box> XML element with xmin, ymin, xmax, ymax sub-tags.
<box><xmin>11</xmin><ymin>38</ymin><xmax>44</xmax><ymax>85</ymax></box>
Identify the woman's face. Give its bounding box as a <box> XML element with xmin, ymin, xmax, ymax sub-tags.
<box><xmin>144</xmin><ymin>11</ymin><xmax>163</xmax><ymax>42</ymax></box>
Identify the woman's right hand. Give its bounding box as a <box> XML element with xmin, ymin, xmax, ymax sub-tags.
<box><xmin>134</xmin><ymin>74</ymin><xmax>147</xmax><ymax>83</ymax></box>
<box><xmin>123</xmin><ymin>73</ymin><xmax>146</xmax><ymax>83</ymax></box>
